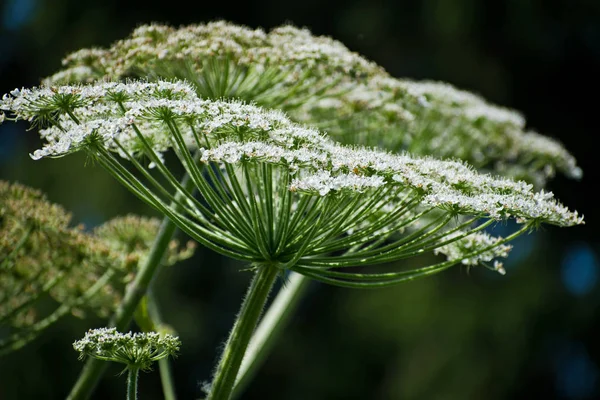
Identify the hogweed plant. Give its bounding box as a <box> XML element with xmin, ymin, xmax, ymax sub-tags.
<box><xmin>73</xmin><ymin>328</ymin><xmax>180</xmax><ymax>400</ymax></box>
<box><xmin>0</xmin><ymin>21</ymin><xmax>584</xmax><ymax>400</ymax></box>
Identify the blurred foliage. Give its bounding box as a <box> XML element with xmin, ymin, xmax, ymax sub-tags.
<box><xmin>0</xmin><ymin>0</ymin><xmax>598</xmax><ymax>399</ymax></box>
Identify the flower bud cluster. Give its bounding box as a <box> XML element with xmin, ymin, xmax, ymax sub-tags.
<box><xmin>0</xmin><ymin>181</ymin><xmax>193</xmax><ymax>340</ymax></box>
<box><xmin>1</xmin><ymin>181</ymin><xmax>114</xmax><ymax>328</ymax></box>
<box><xmin>433</xmin><ymin>231</ymin><xmax>512</xmax><ymax>267</ymax></box>
<box><xmin>94</xmin><ymin>214</ymin><xmax>196</xmax><ymax>266</ymax></box>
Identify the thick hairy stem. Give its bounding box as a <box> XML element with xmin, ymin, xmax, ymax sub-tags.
<box><xmin>232</xmin><ymin>272</ymin><xmax>309</xmax><ymax>399</ymax></box>
<box><xmin>207</xmin><ymin>264</ymin><xmax>279</xmax><ymax>400</ymax></box>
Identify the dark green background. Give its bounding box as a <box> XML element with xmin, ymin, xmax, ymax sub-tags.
<box><xmin>0</xmin><ymin>0</ymin><xmax>598</xmax><ymax>399</ymax></box>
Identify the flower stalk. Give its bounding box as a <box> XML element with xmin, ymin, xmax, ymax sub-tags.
<box><xmin>232</xmin><ymin>271</ymin><xmax>309</xmax><ymax>398</ymax></box>
<box><xmin>127</xmin><ymin>368</ymin><xmax>139</xmax><ymax>400</ymax></box>
<box><xmin>145</xmin><ymin>294</ymin><xmax>178</xmax><ymax>400</ymax></box>
<box><xmin>207</xmin><ymin>264</ymin><xmax>279</xmax><ymax>400</ymax></box>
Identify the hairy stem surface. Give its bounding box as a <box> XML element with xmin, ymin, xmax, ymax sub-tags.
<box><xmin>127</xmin><ymin>368</ymin><xmax>139</xmax><ymax>400</ymax></box>
<box><xmin>208</xmin><ymin>264</ymin><xmax>279</xmax><ymax>400</ymax></box>
<box><xmin>232</xmin><ymin>272</ymin><xmax>309</xmax><ymax>399</ymax></box>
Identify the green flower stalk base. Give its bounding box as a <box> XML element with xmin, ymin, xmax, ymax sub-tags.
<box><xmin>233</xmin><ymin>271</ymin><xmax>309</xmax><ymax>398</ymax></box>
<box><xmin>207</xmin><ymin>264</ymin><xmax>279</xmax><ymax>400</ymax></box>
<box><xmin>127</xmin><ymin>368</ymin><xmax>139</xmax><ymax>400</ymax></box>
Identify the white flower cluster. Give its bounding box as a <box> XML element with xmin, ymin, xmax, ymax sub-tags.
<box><xmin>73</xmin><ymin>327</ymin><xmax>180</xmax><ymax>368</ymax></box>
<box><xmin>199</xmin><ymin>141</ymin><xmax>329</xmax><ymax>172</ymax></box>
<box><xmin>290</xmin><ymin>171</ymin><xmax>385</xmax><ymax>195</ymax></box>
<box><xmin>41</xmin><ymin>22</ymin><xmax>580</xmax><ymax>188</ymax></box>
<box><xmin>0</xmin><ymin>81</ymin><xmax>583</xmax><ymax>227</ymax></box>
<box><xmin>0</xmin><ymin>80</ymin><xmax>330</xmax><ymax>161</ymax></box>
<box><xmin>296</xmin><ymin>75</ymin><xmax>582</xmax><ymax>186</ymax></box>
<box><xmin>49</xmin><ymin>21</ymin><xmax>382</xmax><ymax>80</ymax></box>
<box><xmin>433</xmin><ymin>231</ymin><xmax>512</xmax><ymax>268</ymax></box>
<box><xmin>512</xmin><ymin>130</ymin><xmax>582</xmax><ymax>179</ymax></box>
<box><xmin>0</xmin><ymin>80</ymin><xmax>196</xmax><ymax>122</ymax></box>
<box><xmin>398</xmin><ymin>79</ymin><xmax>526</xmax><ymax>127</ymax></box>
<box><xmin>305</xmin><ymin>145</ymin><xmax>581</xmax><ymax>226</ymax></box>
<box><xmin>44</xmin><ymin>21</ymin><xmax>382</xmax><ymax>110</ymax></box>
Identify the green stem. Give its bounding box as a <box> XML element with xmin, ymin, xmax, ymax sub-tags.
<box><xmin>157</xmin><ymin>357</ymin><xmax>176</xmax><ymax>400</ymax></box>
<box><xmin>147</xmin><ymin>294</ymin><xmax>178</xmax><ymax>400</ymax></box>
<box><xmin>127</xmin><ymin>368</ymin><xmax>139</xmax><ymax>400</ymax></box>
<box><xmin>232</xmin><ymin>272</ymin><xmax>309</xmax><ymax>399</ymax></box>
<box><xmin>67</xmin><ymin>174</ymin><xmax>194</xmax><ymax>400</ymax></box>
<box><xmin>207</xmin><ymin>264</ymin><xmax>279</xmax><ymax>400</ymax></box>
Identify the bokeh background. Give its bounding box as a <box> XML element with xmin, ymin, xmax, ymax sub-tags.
<box><xmin>1</xmin><ymin>0</ymin><xmax>599</xmax><ymax>399</ymax></box>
